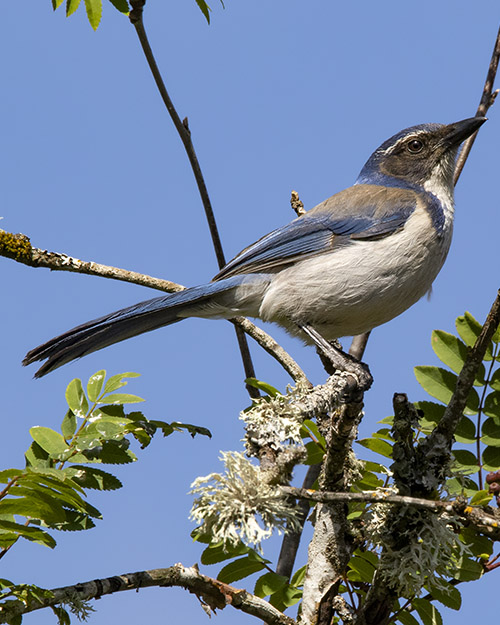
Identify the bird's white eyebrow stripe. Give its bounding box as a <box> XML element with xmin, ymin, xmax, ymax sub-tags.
<box><xmin>378</xmin><ymin>128</ymin><xmax>429</xmax><ymax>156</ymax></box>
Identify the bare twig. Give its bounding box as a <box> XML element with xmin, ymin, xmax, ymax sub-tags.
<box><xmin>454</xmin><ymin>25</ymin><xmax>500</xmax><ymax>184</ymax></box>
<box><xmin>128</xmin><ymin>1</ymin><xmax>259</xmax><ymax>397</ymax></box>
<box><xmin>0</xmin><ymin>564</ymin><xmax>296</xmax><ymax>625</ymax></box>
<box><xmin>282</xmin><ymin>486</ymin><xmax>500</xmax><ymax>540</ymax></box>
<box><xmin>0</xmin><ymin>229</ymin><xmax>309</xmax><ymax>384</ymax></box>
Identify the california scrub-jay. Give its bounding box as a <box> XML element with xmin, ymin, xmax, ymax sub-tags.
<box><xmin>24</xmin><ymin>117</ymin><xmax>485</xmax><ymax>377</ymax></box>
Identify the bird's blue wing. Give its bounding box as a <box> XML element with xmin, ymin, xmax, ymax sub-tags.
<box><xmin>214</xmin><ymin>189</ymin><xmax>416</xmax><ymax>280</ymax></box>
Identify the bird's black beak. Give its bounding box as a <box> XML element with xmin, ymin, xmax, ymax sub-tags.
<box><xmin>443</xmin><ymin>116</ymin><xmax>487</xmax><ymax>149</ymax></box>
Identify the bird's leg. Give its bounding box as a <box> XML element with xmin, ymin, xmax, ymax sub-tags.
<box><xmin>297</xmin><ymin>323</ymin><xmax>372</xmax><ymax>390</ymax></box>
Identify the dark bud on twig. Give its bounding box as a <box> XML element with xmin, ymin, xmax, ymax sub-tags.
<box><xmin>129</xmin><ymin>0</ymin><xmax>146</xmax><ymax>24</ymax></box>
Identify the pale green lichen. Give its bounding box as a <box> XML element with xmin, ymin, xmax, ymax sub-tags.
<box><xmin>241</xmin><ymin>385</ymin><xmax>307</xmax><ymax>457</ymax></box>
<box><xmin>364</xmin><ymin>496</ymin><xmax>471</xmax><ymax>596</ymax></box>
<box><xmin>190</xmin><ymin>451</ymin><xmax>301</xmax><ymax>549</ymax></box>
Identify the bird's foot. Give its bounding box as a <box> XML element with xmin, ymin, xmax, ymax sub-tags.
<box><xmin>298</xmin><ymin>323</ymin><xmax>372</xmax><ymax>391</ymax></box>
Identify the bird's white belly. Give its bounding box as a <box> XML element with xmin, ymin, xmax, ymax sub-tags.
<box><xmin>259</xmin><ymin>208</ymin><xmax>452</xmax><ymax>340</ymax></box>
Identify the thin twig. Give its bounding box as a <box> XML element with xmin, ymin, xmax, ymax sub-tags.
<box><xmin>0</xmin><ymin>564</ymin><xmax>296</xmax><ymax>625</ymax></box>
<box><xmin>0</xmin><ymin>229</ymin><xmax>309</xmax><ymax>384</ymax></box>
<box><xmin>282</xmin><ymin>486</ymin><xmax>500</xmax><ymax>539</ymax></box>
<box><xmin>454</xmin><ymin>25</ymin><xmax>500</xmax><ymax>184</ymax></box>
<box><xmin>128</xmin><ymin>1</ymin><xmax>259</xmax><ymax>397</ymax></box>
<box><xmin>348</xmin><ymin>27</ymin><xmax>500</xmax><ymax>364</ymax></box>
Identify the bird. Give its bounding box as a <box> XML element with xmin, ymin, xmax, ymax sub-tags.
<box><xmin>24</xmin><ymin>116</ymin><xmax>486</xmax><ymax>378</ymax></box>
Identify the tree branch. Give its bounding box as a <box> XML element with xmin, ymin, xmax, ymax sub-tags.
<box><xmin>454</xmin><ymin>25</ymin><xmax>500</xmax><ymax>184</ymax></box>
<box><xmin>0</xmin><ymin>564</ymin><xmax>296</xmax><ymax>625</ymax></box>
<box><xmin>0</xmin><ymin>229</ymin><xmax>309</xmax><ymax>385</ymax></box>
<box><xmin>281</xmin><ymin>486</ymin><xmax>500</xmax><ymax>538</ymax></box>
<box><xmin>128</xmin><ymin>0</ymin><xmax>259</xmax><ymax>397</ymax></box>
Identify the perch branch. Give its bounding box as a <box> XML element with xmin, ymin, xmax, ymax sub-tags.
<box><xmin>0</xmin><ymin>564</ymin><xmax>296</xmax><ymax>625</ymax></box>
<box><xmin>128</xmin><ymin>0</ymin><xmax>259</xmax><ymax>396</ymax></box>
<box><xmin>0</xmin><ymin>230</ymin><xmax>309</xmax><ymax>385</ymax></box>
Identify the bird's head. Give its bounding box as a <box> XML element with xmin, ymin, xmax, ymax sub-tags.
<box><xmin>356</xmin><ymin>117</ymin><xmax>486</xmax><ymax>191</ymax></box>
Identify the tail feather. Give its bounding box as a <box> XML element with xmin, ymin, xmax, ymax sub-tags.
<box><xmin>24</xmin><ymin>277</ymin><xmax>257</xmax><ymax>377</ymax></box>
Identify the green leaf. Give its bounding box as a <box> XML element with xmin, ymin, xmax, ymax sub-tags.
<box><xmin>357</xmin><ymin>438</ymin><xmax>393</xmax><ymax>458</ymax></box>
<box><xmin>427</xmin><ymin>581</ymin><xmax>461</xmax><ymax>610</ymax></box>
<box><xmin>268</xmin><ymin>584</ymin><xmax>302</xmax><ymax>610</ymax></box>
<box><xmin>245</xmin><ymin>378</ymin><xmax>280</xmax><ymax>397</ymax></box>
<box><xmin>456</xmin><ymin>312</ymin><xmax>493</xmax><ymax>360</ymax></box>
<box><xmin>397</xmin><ymin>610</ymin><xmax>420</xmax><ymax>625</ymax></box>
<box><xmin>51</xmin><ymin>605</ymin><xmax>71</xmax><ymax>625</ymax></box>
<box><xmin>65</xmin><ymin>378</ymin><xmax>88</xmax><ymax>418</ymax></box>
<box><xmin>304</xmin><ymin>441</ymin><xmax>324</xmax><ymax>465</ymax></box>
<box><xmin>98</xmin><ymin>393</ymin><xmax>144</xmax><ymax>405</ymax></box>
<box><xmin>84</xmin><ymin>0</ymin><xmax>102</xmax><ymax>29</ymax></box>
<box><xmin>347</xmin><ymin>556</ymin><xmax>376</xmax><ymax>583</ymax></box>
<box><xmin>290</xmin><ymin>564</ymin><xmax>306</xmax><ymax>587</ymax></box>
<box><xmin>460</xmin><ymin>526</ymin><xmax>494</xmax><ymax>557</ymax></box>
<box><xmin>414</xmin><ymin>366</ymin><xmax>479</xmax><ymax>414</ymax></box>
<box><xmin>430</xmin><ymin>330</ymin><xmax>485</xmax><ymax>385</ymax></box>
<box><xmin>87</xmin><ymin>370</ymin><xmax>106</xmax><ymax>402</ymax></box>
<box><xmin>413</xmin><ymin>401</ymin><xmax>445</xmax><ymax>434</ymax></box>
<box><xmin>195</xmin><ymin>0</ymin><xmax>211</xmax><ymax>23</ymax></box>
<box><xmin>482</xmin><ymin>445</ymin><xmax>500</xmax><ymax>471</ymax></box>
<box><xmin>452</xmin><ymin>449</ymin><xmax>479</xmax><ymax>474</ymax></box>
<box><xmin>254</xmin><ymin>572</ymin><xmax>288</xmax><ymax>598</ymax></box>
<box><xmin>454</xmin><ymin>416</ymin><xmax>476</xmax><ymax>443</ymax></box>
<box><xmin>0</xmin><ymin>520</ymin><xmax>56</xmax><ymax>549</ymax></box>
<box><xmin>61</xmin><ymin>410</ymin><xmax>77</xmax><ymax>440</ymax></box>
<box><xmin>66</xmin><ymin>0</ymin><xmax>81</xmax><ymax>17</ymax></box>
<box><xmin>93</xmin><ymin>440</ymin><xmax>136</xmax><ymax>464</ymax></box>
<box><xmin>103</xmin><ymin>372</ymin><xmax>140</xmax><ymax>395</ymax></box>
<box><xmin>65</xmin><ymin>466</ymin><xmax>122</xmax><ymax>491</ymax></box>
<box><xmin>200</xmin><ymin>541</ymin><xmax>250</xmax><ymax>565</ymax></box>
<box><xmin>469</xmin><ymin>489</ymin><xmax>493</xmax><ymax>506</ymax></box>
<box><xmin>53</xmin><ymin>0</ymin><xmax>65</xmax><ymax>8</ymax></box>
<box><xmin>0</xmin><ymin>469</ymin><xmax>23</xmax><ymax>483</ymax></box>
<box><xmin>446</xmin><ymin>476</ymin><xmax>478</xmax><ymax>497</ymax></box>
<box><xmin>481</xmin><ymin>418</ymin><xmax>500</xmax><ymax>446</ymax></box>
<box><xmin>301</xmin><ymin>419</ymin><xmax>326</xmax><ymax>447</ymax></box>
<box><xmin>489</xmin><ymin>368</ymin><xmax>500</xmax><ymax>391</ymax></box>
<box><xmin>453</xmin><ymin>555</ymin><xmax>483</xmax><ymax>581</ymax></box>
<box><xmin>30</xmin><ymin>427</ymin><xmax>69</xmax><ymax>457</ymax></box>
<box><xmin>484</xmin><ymin>391</ymin><xmax>500</xmax><ymax>418</ymax></box>
<box><xmin>431</xmin><ymin>330</ymin><xmax>467</xmax><ymax>374</ymax></box>
<box><xmin>108</xmin><ymin>0</ymin><xmax>129</xmax><ymax>13</ymax></box>
<box><xmin>25</xmin><ymin>442</ymin><xmax>50</xmax><ymax>469</ymax></box>
<box><xmin>412</xmin><ymin>597</ymin><xmax>443</xmax><ymax>625</ymax></box>
<box><xmin>217</xmin><ymin>556</ymin><xmax>265</xmax><ymax>583</ymax></box>
<box><xmin>0</xmin><ymin>496</ymin><xmax>66</xmax><ymax>525</ymax></box>
<box><xmin>167</xmin><ymin>422</ymin><xmax>212</xmax><ymax>439</ymax></box>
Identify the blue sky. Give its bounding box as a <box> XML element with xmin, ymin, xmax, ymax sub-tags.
<box><xmin>1</xmin><ymin>2</ymin><xmax>499</xmax><ymax>623</ymax></box>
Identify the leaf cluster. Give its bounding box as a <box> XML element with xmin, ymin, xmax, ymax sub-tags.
<box><xmin>0</xmin><ymin>370</ymin><xmax>209</xmax><ymax>624</ymax></box>
<box><xmin>50</xmin><ymin>0</ymin><xmax>224</xmax><ymax>30</ymax></box>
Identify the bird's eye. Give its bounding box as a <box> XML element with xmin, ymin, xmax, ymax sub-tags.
<box><xmin>407</xmin><ymin>138</ymin><xmax>424</xmax><ymax>153</ymax></box>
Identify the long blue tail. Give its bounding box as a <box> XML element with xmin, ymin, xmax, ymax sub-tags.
<box><xmin>24</xmin><ymin>275</ymin><xmax>264</xmax><ymax>378</ymax></box>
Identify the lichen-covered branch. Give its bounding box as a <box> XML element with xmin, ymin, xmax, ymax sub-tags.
<box><xmin>282</xmin><ymin>486</ymin><xmax>500</xmax><ymax>540</ymax></box>
<box><xmin>299</xmin><ymin>373</ymin><xmax>367</xmax><ymax>625</ymax></box>
<box><xmin>0</xmin><ymin>564</ymin><xmax>296</xmax><ymax>625</ymax></box>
